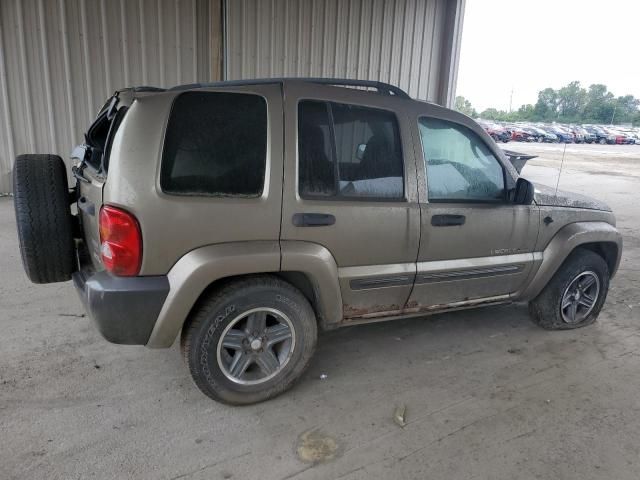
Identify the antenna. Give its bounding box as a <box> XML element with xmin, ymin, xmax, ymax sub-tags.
<box><xmin>554</xmin><ymin>142</ymin><xmax>567</xmax><ymax>199</ymax></box>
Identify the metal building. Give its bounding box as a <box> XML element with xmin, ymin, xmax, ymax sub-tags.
<box><xmin>0</xmin><ymin>0</ymin><xmax>465</xmax><ymax>193</ymax></box>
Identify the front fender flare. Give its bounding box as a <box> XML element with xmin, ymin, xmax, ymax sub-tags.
<box><xmin>519</xmin><ymin>221</ymin><xmax>622</xmax><ymax>301</ymax></box>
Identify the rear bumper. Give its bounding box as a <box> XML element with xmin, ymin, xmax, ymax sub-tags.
<box><xmin>73</xmin><ymin>270</ymin><xmax>170</xmax><ymax>345</ymax></box>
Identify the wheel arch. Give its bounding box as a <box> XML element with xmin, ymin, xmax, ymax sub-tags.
<box><xmin>519</xmin><ymin>221</ymin><xmax>622</xmax><ymax>301</ymax></box>
<box><xmin>578</xmin><ymin>241</ymin><xmax>620</xmax><ymax>277</ymax></box>
<box><xmin>146</xmin><ymin>240</ymin><xmax>344</xmax><ymax>348</ymax></box>
<box><xmin>147</xmin><ymin>241</ymin><xmax>281</xmax><ymax>348</ymax></box>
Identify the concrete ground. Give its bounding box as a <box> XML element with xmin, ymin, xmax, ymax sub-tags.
<box><xmin>1</xmin><ymin>143</ymin><xmax>639</xmax><ymax>480</ymax></box>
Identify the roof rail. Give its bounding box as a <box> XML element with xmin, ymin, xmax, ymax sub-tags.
<box><xmin>168</xmin><ymin>77</ymin><xmax>411</xmax><ymax>99</ymax></box>
<box><xmin>300</xmin><ymin>78</ymin><xmax>410</xmax><ymax>99</ymax></box>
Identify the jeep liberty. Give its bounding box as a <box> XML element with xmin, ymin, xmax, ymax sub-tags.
<box><xmin>13</xmin><ymin>78</ymin><xmax>622</xmax><ymax>404</ymax></box>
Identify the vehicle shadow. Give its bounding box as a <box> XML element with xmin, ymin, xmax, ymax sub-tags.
<box><xmin>298</xmin><ymin>302</ymin><xmax>540</xmax><ymax>388</ymax></box>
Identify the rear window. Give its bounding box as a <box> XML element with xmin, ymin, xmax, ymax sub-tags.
<box><xmin>161</xmin><ymin>92</ymin><xmax>268</xmax><ymax>197</ymax></box>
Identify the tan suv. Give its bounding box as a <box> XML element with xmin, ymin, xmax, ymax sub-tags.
<box><xmin>13</xmin><ymin>78</ymin><xmax>622</xmax><ymax>405</ymax></box>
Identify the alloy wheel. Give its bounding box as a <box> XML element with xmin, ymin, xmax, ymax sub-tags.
<box><xmin>560</xmin><ymin>271</ymin><xmax>600</xmax><ymax>324</ymax></box>
<box><xmin>216</xmin><ymin>307</ymin><xmax>295</xmax><ymax>385</ymax></box>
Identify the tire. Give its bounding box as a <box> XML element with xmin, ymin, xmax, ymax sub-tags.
<box><xmin>528</xmin><ymin>248</ymin><xmax>609</xmax><ymax>330</ymax></box>
<box><xmin>599</xmin><ymin>138</ymin><xmax>606</xmax><ymax>145</ymax></box>
<box><xmin>181</xmin><ymin>275</ymin><xmax>318</xmax><ymax>405</ymax></box>
<box><xmin>13</xmin><ymin>154</ymin><xmax>75</xmax><ymax>284</ymax></box>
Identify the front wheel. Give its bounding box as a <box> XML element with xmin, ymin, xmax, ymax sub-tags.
<box><xmin>529</xmin><ymin>248</ymin><xmax>609</xmax><ymax>330</ymax></box>
<box><xmin>181</xmin><ymin>276</ymin><xmax>317</xmax><ymax>405</ymax></box>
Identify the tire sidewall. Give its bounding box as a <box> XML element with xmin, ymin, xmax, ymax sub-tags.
<box><xmin>533</xmin><ymin>250</ymin><xmax>610</xmax><ymax>330</ymax></box>
<box><xmin>186</xmin><ymin>281</ymin><xmax>317</xmax><ymax>404</ymax></box>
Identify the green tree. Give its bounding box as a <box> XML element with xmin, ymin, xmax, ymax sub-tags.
<box><xmin>533</xmin><ymin>88</ymin><xmax>558</xmax><ymax>121</ymax></box>
<box><xmin>612</xmin><ymin>95</ymin><xmax>640</xmax><ymax>124</ymax></box>
<box><xmin>582</xmin><ymin>84</ymin><xmax>615</xmax><ymax>123</ymax></box>
<box><xmin>479</xmin><ymin>108</ymin><xmax>502</xmax><ymax>120</ymax></box>
<box><xmin>473</xmin><ymin>81</ymin><xmax>639</xmax><ymax>126</ymax></box>
<box><xmin>517</xmin><ymin>104</ymin><xmax>535</xmax><ymax>120</ymax></box>
<box><xmin>557</xmin><ymin>81</ymin><xmax>587</xmax><ymax>120</ymax></box>
<box><xmin>454</xmin><ymin>95</ymin><xmax>477</xmax><ymax>117</ymax></box>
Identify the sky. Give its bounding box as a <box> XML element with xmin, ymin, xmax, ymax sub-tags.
<box><xmin>456</xmin><ymin>0</ymin><xmax>640</xmax><ymax>112</ymax></box>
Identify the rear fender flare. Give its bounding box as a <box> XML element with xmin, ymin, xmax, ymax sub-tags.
<box><xmin>146</xmin><ymin>241</ymin><xmax>280</xmax><ymax>348</ymax></box>
<box><xmin>280</xmin><ymin>241</ymin><xmax>343</xmax><ymax>330</ymax></box>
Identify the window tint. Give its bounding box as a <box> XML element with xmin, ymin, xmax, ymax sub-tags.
<box><xmin>419</xmin><ymin>117</ymin><xmax>505</xmax><ymax>202</ymax></box>
<box><xmin>161</xmin><ymin>92</ymin><xmax>267</xmax><ymax>197</ymax></box>
<box><xmin>298</xmin><ymin>101</ymin><xmax>403</xmax><ymax>199</ymax></box>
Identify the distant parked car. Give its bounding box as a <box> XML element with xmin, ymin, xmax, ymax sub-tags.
<box><xmin>478</xmin><ymin>121</ymin><xmax>510</xmax><ymax>143</ymax></box>
<box><xmin>568</xmin><ymin>126</ymin><xmax>585</xmax><ymax>144</ymax></box>
<box><xmin>584</xmin><ymin>126</ymin><xmax>609</xmax><ymax>144</ymax></box>
<box><xmin>529</xmin><ymin>126</ymin><xmax>557</xmax><ymax>143</ymax></box>
<box><xmin>547</xmin><ymin>126</ymin><xmax>573</xmax><ymax>143</ymax></box>
<box><xmin>576</xmin><ymin>126</ymin><xmax>596</xmax><ymax>144</ymax></box>
<box><xmin>611</xmin><ymin>130</ymin><xmax>635</xmax><ymax>144</ymax></box>
<box><xmin>522</xmin><ymin>127</ymin><xmax>544</xmax><ymax>142</ymax></box>
<box><xmin>510</xmin><ymin>126</ymin><xmax>535</xmax><ymax>142</ymax></box>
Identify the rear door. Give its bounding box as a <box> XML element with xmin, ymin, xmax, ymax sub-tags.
<box><xmin>280</xmin><ymin>82</ymin><xmax>420</xmax><ymax>320</ymax></box>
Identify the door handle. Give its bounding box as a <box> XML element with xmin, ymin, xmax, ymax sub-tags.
<box><xmin>431</xmin><ymin>214</ymin><xmax>465</xmax><ymax>227</ymax></box>
<box><xmin>292</xmin><ymin>213</ymin><xmax>336</xmax><ymax>227</ymax></box>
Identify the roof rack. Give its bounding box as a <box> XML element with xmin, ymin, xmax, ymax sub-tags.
<box><xmin>168</xmin><ymin>77</ymin><xmax>411</xmax><ymax>99</ymax></box>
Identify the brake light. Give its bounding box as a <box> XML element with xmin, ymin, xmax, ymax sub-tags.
<box><xmin>99</xmin><ymin>205</ymin><xmax>142</xmax><ymax>276</ymax></box>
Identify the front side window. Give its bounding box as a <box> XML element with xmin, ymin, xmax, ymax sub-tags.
<box><xmin>298</xmin><ymin>100</ymin><xmax>404</xmax><ymax>199</ymax></box>
<box><xmin>161</xmin><ymin>92</ymin><xmax>267</xmax><ymax>197</ymax></box>
<box><xmin>419</xmin><ymin>117</ymin><xmax>505</xmax><ymax>202</ymax></box>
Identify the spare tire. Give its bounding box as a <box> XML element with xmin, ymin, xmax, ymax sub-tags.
<box><xmin>13</xmin><ymin>154</ymin><xmax>76</xmax><ymax>283</ymax></box>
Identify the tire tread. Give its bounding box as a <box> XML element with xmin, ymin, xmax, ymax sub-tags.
<box><xmin>13</xmin><ymin>154</ymin><xmax>75</xmax><ymax>283</ymax></box>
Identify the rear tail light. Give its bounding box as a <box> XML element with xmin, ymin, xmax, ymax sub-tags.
<box><xmin>99</xmin><ymin>205</ymin><xmax>142</xmax><ymax>276</ymax></box>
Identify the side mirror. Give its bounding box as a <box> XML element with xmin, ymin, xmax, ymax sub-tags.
<box><xmin>513</xmin><ymin>177</ymin><xmax>535</xmax><ymax>205</ymax></box>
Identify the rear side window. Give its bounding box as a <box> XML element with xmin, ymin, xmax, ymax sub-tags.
<box><xmin>298</xmin><ymin>100</ymin><xmax>404</xmax><ymax>199</ymax></box>
<box><xmin>161</xmin><ymin>92</ymin><xmax>267</xmax><ymax>197</ymax></box>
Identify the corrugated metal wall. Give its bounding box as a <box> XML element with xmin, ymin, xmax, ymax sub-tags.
<box><xmin>0</xmin><ymin>0</ymin><xmax>218</xmax><ymax>193</ymax></box>
<box><xmin>0</xmin><ymin>0</ymin><xmax>464</xmax><ymax>193</ymax></box>
<box><xmin>225</xmin><ymin>0</ymin><xmax>462</xmax><ymax>104</ymax></box>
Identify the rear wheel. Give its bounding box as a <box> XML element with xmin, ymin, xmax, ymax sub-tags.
<box><xmin>529</xmin><ymin>248</ymin><xmax>609</xmax><ymax>330</ymax></box>
<box><xmin>13</xmin><ymin>154</ymin><xmax>75</xmax><ymax>283</ymax></box>
<box><xmin>181</xmin><ymin>276</ymin><xmax>317</xmax><ymax>405</ymax></box>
